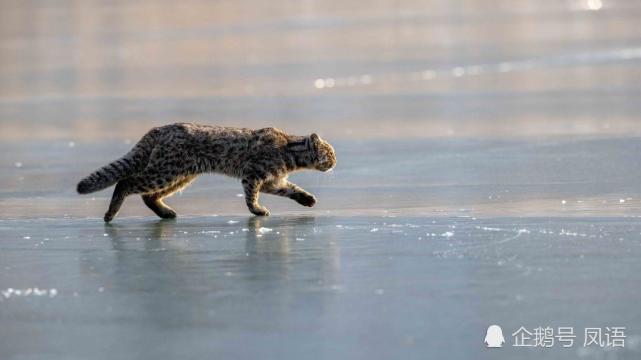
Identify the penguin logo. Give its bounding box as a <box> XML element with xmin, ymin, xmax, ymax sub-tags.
<box><xmin>484</xmin><ymin>325</ymin><xmax>505</xmax><ymax>348</ymax></box>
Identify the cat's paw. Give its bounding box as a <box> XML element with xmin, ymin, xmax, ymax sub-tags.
<box><xmin>250</xmin><ymin>206</ymin><xmax>270</xmax><ymax>217</ymax></box>
<box><xmin>293</xmin><ymin>193</ymin><xmax>317</xmax><ymax>207</ymax></box>
<box><xmin>104</xmin><ymin>212</ymin><xmax>115</xmax><ymax>223</ymax></box>
<box><xmin>158</xmin><ymin>209</ymin><xmax>177</xmax><ymax>219</ymax></box>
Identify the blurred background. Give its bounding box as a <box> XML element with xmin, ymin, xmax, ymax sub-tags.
<box><xmin>2</xmin><ymin>0</ymin><xmax>641</xmax><ymax>141</ymax></box>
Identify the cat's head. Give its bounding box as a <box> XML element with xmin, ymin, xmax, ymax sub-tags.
<box><xmin>310</xmin><ymin>133</ymin><xmax>336</xmax><ymax>172</ymax></box>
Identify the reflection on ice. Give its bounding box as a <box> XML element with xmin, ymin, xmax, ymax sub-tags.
<box><xmin>1</xmin><ymin>216</ymin><xmax>640</xmax><ymax>359</ymax></box>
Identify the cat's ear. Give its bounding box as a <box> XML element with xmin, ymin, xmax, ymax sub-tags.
<box><xmin>307</xmin><ymin>133</ymin><xmax>322</xmax><ymax>151</ymax></box>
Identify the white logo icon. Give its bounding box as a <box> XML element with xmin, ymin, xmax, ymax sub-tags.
<box><xmin>485</xmin><ymin>325</ymin><xmax>505</xmax><ymax>348</ymax></box>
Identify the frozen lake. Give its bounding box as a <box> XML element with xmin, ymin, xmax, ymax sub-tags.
<box><xmin>1</xmin><ymin>215</ymin><xmax>641</xmax><ymax>360</ymax></box>
<box><xmin>2</xmin><ymin>0</ymin><xmax>641</xmax><ymax>359</ymax></box>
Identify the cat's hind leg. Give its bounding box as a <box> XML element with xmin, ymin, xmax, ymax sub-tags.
<box><xmin>142</xmin><ymin>194</ymin><xmax>177</xmax><ymax>219</ymax></box>
<box><xmin>141</xmin><ymin>175</ymin><xmax>196</xmax><ymax>219</ymax></box>
<box><xmin>104</xmin><ymin>181</ymin><xmax>129</xmax><ymax>222</ymax></box>
<box><xmin>104</xmin><ymin>169</ymin><xmax>182</xmax><ymax>222</ymax></box>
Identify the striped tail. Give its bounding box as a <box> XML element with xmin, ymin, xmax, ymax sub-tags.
<box><xmin>76</xmin><ymin>136</ymin><xmax>154</xmax><ymax>194</ymax></box>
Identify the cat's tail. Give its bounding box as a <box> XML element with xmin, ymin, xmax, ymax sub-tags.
<box><xmin>76</xmin><ymin>134</ymin><xmax>155</xmax><ymax>194</ymax></box>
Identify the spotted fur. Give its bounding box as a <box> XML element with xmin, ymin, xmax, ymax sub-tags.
<box><xmin>76</xmin><ymin>123</ymin><xmax>337</xmax><ymax>222</ymax></box>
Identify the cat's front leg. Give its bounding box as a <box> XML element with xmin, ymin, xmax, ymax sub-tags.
<box><xmin>242</xmin><ymin>177</ymin><xmax>270</xmax><ymax>216</ymax></box>
<box><xmin>288</xmin><ymin>185</ymin><xmax>317</xmax><ymax>207</ymax></box>
<box><xmin>290</xmin><ymin>189</ymin><xmax>317</xmax><ymax>207</ymax></box>
<box><xmin>262</xmin><ymin>179</ymin><xmax>317</xmax><ymax>207</ymax></box>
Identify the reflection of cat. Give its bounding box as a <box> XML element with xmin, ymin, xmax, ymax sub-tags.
<box><xmin>77</xmin><ymin>123</ymin><xmax>336</xmax><ymax>221</ymax></box>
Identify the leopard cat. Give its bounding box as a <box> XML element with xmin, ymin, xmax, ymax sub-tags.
<box><xmin>76</xmin><ymin>123</ymin><xmax>337</xmax><ymax>222</ymax></box>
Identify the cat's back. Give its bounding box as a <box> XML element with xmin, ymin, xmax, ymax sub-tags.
<box><xmin>147</xmin><ymin>123</ymin><xmax>293</xmax><ymax>161</ymax></box>
<box><xmin>153</xmin><ymin>123</ymin><xmax>290</xmax><ymax>149</ymax></box>
<box><xmin>148</xmin><ymin>123</ymin><xmax>253</xmax><ymax>142</ymax></box>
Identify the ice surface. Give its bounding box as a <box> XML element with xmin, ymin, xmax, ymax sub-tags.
<box><xmin>0</xmin><ymin>216</ymin><xmax>641</xmax><ymax>360</ymax></box>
